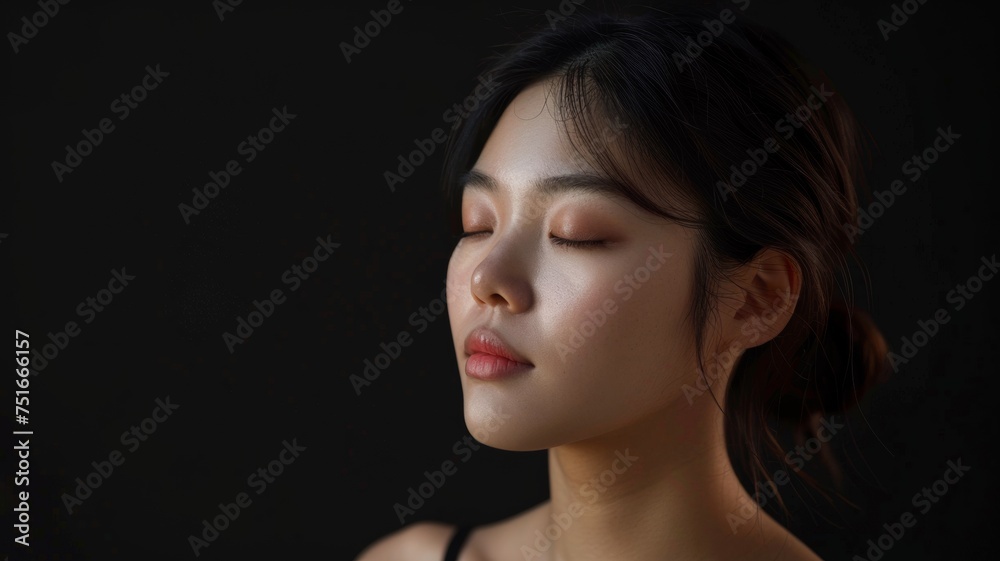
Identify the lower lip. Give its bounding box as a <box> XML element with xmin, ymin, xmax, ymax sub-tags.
<box><xmin>465</xmin><ymin>353</ymin><xmax>533</xmax><ymax>380</ymax></box>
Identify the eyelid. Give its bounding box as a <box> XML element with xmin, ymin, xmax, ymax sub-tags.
<box><xmin>456</xmin><ymin>230</ymin><xmax>609</xmax><ymax>250</ymax></box>
<box><xmin>456</xmin><ymin>229</ymin><xmax>492</xmax><ymax>240</ymax></box>
<box><xmin>549</xmin><ymin>235</ymin><xmax>608</xmax><ymax>248</ymax></box>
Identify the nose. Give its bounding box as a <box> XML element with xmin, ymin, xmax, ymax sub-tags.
<box><xmin>469</xmin><ymin>236</ymin><xmax>534</xmax><ymax>314</ymax></box>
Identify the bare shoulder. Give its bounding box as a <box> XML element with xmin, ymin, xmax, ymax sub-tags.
<box><xmin>752</xmin><ymin>527</ymin><xmax>825</xmax><ymax>561</ymax></box>
<box><xmin>761</xmin><ymin>541</ymin><xmax>825</xmax><ymax>561</ymax></box>
<box><xmin>354</xmin><ymin>502</ymin><xmax>550</xmax><ymax>561</ymax></box>
<box><xmin>353</xmin><ymin>521</ymin><xmax>460</xmax><ymax>561</ymax></box>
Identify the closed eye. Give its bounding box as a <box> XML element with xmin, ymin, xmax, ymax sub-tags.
<box><xmin>456</xmin><ymin>230</ymin><xmax>492</xmax><ymax>241</ymax></box>
<box><xmin>455</xmin><ymin>231</ymin><xmax>608</xmax><ymax>249</ymax></box>
<box><xmin>550</xmin><ymin>235</ymin><xmax>608</xmax><ymax>248</ymax></box>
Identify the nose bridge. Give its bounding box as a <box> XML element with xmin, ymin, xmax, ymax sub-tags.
<box><xmin>470</xmin><ymin>204</ymin><xmax>537</xmax><ymax>312</ymax></box>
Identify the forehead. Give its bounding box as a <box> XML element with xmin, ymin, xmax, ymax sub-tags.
<box><xmin>471</xmin><ymin>79</ymin><xmax>592</xmax><ymax>189</ymax></box>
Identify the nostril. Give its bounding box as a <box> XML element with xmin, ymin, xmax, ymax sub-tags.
<box><xmin>485</xmin><ymin>293</ymin><xmax>508</xmax><ymax>307</ymax></box>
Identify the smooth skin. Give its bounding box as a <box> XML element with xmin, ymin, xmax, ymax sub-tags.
<box><xmin>357</xmin><ymin>78</ymin><xmax>820</xmax><ymax>561</ymax></box>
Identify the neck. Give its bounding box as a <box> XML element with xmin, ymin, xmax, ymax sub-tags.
<box><xmin>538</xmin><ymin>401</ymin><xmax>782</xmax><ymax>560</ymax></box>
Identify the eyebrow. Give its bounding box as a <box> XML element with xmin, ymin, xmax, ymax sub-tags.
<box><xmin>458</xmin><ymin>169</ymin><xmax>623</xmax><ymax>199</ymax></box>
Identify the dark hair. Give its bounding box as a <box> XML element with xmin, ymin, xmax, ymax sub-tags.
<box><xmin>439</xmin><ymin>3</ymin><xmax>890</xmax><ymax>514</ymax></box>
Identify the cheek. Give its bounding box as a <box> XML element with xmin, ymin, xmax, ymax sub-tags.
<box><xmin>445</xmin><ymin>253</ymin><xmax>463</xmax><ymax>328</ymax></box>
<box><xmin>539</xmin><ymin>255</ymin><xmax>695</xmax><ymax>406</ymax></box>
<box><xmin>446</xmin><ymin>250</ymin><xmax>475</xmax><ymax>344</ymax></box>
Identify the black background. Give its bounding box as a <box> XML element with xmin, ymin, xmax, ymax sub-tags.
<box><xmin>4</xmin><ymin>0</ymin><xmax>998</xmax><ymax>559</ymax></box>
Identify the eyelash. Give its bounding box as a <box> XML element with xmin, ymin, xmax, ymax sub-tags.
<box><xmin>550</xmin><ymin>235</ymin><xmax>607</xmax><ymax>248</ymax></box>
<box><xmin>456</xmin><ymin>230</ymin><xmax>607</xmax><ymax>249</ymax></box>
<box><xmin>456</xmin><ymin>230</ymin><xmax>490</xmax><ymax>242</ymax></box>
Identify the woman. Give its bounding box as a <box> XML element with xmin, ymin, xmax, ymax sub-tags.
<box><xmin>359</xmin><ymin>4</ymin><xmax>888</xmax><ymax>560</ymax></box>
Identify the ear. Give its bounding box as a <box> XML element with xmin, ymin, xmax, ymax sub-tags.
<box><xmin>723</xmin><ymin>248</ymin><xmax>802</xmax><ymax>350</ymax></box>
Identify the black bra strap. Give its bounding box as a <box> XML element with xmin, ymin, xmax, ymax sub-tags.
<box><xmin>444</xmin><ymin>525</ymin><xmax>473</xmax><ymax>561</ymax></box>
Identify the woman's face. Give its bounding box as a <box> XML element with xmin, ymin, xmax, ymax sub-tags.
<box><xmin>446</xmin><ymin>79</ymin><xmax>710</xmax><ymax>451</ymax></box>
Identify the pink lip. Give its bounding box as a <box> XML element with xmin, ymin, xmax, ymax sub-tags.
<box><xmin>463</xmin><ymin>327</ymin><xmax>533</xmax><ymax>381</ymax></box>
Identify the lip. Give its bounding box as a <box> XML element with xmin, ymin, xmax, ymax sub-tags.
<box><xmin>463</xmin><ymin>326</ymin><xmax>534</xmax><ymax>381</ymax></box>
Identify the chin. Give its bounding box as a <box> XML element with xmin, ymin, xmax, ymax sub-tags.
<box><xmin>460</xmin><ymin>385</ymin><xmax>568</xmax><ymax>451</ymax></box>
<box><xmin>460</xmin><ymin>380</ymin><xmax>617</xmax><ymax>452</ymax></box>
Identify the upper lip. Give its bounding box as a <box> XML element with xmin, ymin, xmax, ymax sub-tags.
<box><xmin>464</xmin><ymin>326</ymin><xmax>533</xmax><ymax>365</ymax></box>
